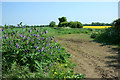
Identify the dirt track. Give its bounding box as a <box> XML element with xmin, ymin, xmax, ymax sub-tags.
<box><xmin>56</xmin><ymin>34</ymin><xmax>119</xmax><ymax>79</ymax></box>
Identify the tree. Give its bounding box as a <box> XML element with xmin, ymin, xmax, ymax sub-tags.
<box><xmin>58</xmin><ymin>17</ymin><xmax>67</xmax><ymax>23</ymax></box>
<box><xmin>49</xmin><ymin>21</ymin><xmax>56</xmax><ymax>27</ymax></box>
<box><xmin>58</xmin><ymin>17</ymin><xmax>68</xmax><ymax>27</ymax></box>
<box><xmin>112</xmin><ymin>18</ymin><xmax>120</xmax><ymax>28</ymax></box>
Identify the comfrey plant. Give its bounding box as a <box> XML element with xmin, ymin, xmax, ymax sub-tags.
<box><xmin>2</xmin><ymin>24</ymin><xmax>86</xmax><ymax>79</ymax></box>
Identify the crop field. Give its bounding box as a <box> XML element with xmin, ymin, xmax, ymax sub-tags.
<box><xmin>83</xmin><ymin>26</ymin><xmax>112</xmax><ymax>29</ymax></box>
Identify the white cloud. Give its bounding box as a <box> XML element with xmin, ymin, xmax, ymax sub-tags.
<box><xmin>1</xmin><ymin>0</ymin><xmax>120</xmax><ymax>2</ymax></box>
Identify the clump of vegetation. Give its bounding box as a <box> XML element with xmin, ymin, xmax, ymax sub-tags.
<box><xmin>2</xmin><ymin>23</ymin><xmax>86</xmax><ymax>79</ymax></box>
<box><xmin>49</xmin><ymin>21</ymin><xmax>56</xmax><ymax>27</ymax></box>
<box><xmin>112</xmin><ymin>18</ymin><xmax>120</xmax><ymax>28</ymax></box>
<box><xmin>58</xmin><ymin>17</ymin><xmax>68</xmax><ymax>27</ymax></box>
<box><xmin>91</xmin><ymin>18</ymin><xmax>120</xmax><ymax>45</ymax></box>
<box><xmin>68</xmin><ymin>21</ymin><xmax>83</xmax><ymax>28</ymax></box>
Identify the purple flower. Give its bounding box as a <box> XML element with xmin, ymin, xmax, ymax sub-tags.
<box><xmin>45</xmin><ymin>30</ymin><xmax>48</xmax><ymax>34</ymax></box>
<box><xmin>53</xmin><ymin>36</ymin><xmax>55</xmax><ymax>38</ymax></box>
<box><xmin>37</xmin><ymin>30</ymin><xmax>39</xmax><ymax>32</ymax></box>
<box><xmin>31</xmin><ymin>34</ymin><xmax>33</xmax><ymax>36</ymax></box>
<box><xmin>34</xmin><ymin>28</ymin><xmax>37</xmax><ymax>30</ymax></box>
<box><xmin>16</xmin><ymin>43</ymin><xmax>20</xmax><ymax>48</ymax></box>
<box><xmin>47</xmin><ymin>44</ymin><xmax>50</xmax><ymax>46</ymax></box>
<box><xmin>50</xmin><ymin>46</ymin><xmax>52</xmax><ymax>49</ymax></box>
<box><xmin>20</xmin><ymin>35</ymin><xmax>22</xmax><ymax>37</ymax></box>
<box><xmin>38</xmin><ymin>39</ymin><xmax>40</xmax><ymax>40</ymax></box>
<box><xmin>17</xmin><ymin>24</ymin><xmax>20</xmax><ymax>27</ymax></box>
<box><xmin>31</xmin><ymin>28</ymin><xmax>33</xmax><ymax>30</ymax></box>
<box><xmin>41</xmin><ymin>47</ymin><xmax>44</xmax><ymax>52</ymax></box>
<box><xmin>23</xmin><ymin>36</ymin><xmax>26</xmax><ymax>39</ymax></box>
<box><xmin>11</xmin><ymin>46</ymin><xmax>12</xmax><ymax>48</ymax></box>
<box><xmin>51</xmin><ymin>52</ymin><xmax>52</xmax><ymax>55</ymax></box>
<box><xmin>37</xmin><ymin>49</ymin><xmax>40</xmax><ymax>52</ymax></box>
<box><xmin>28</xmin><ymin>30</ymin><xmax>31</xmax><ymax>33</ymax></box>
<box><xmin>55</xmin><ymin>40</ymin><xmax>57</xmax><ymax>43</ymax></box>
<box><xmin>0</xmin><ymin>37</ymin><xmax>1</xmax><ymax>39</ymax></box>
<box><xmin>34</xmin><ymin>34</ymin><xmax>36</xmax><ymax>36</ymax></box>
<box><xmin>1</xmin><ymin>28</ymin><xmax>4</xmax><ymax>31</ymax></box>
<box><xmin>35</xmin><ymin>45</ymin><xmax>38</xmax><ymax>49</ymax></box>
<box><xmin>51</xmin><ymin>38</ymin><xmax>53</xmax><ymax>40</ymax></box>
<box><xmin>41</xmin><ymin>37</ymin><xmax>44</xmax><ymax>40</ymax></box>
<box><xmin>27</xmin><ymin>37</ymin><xmax>30</xmax><ymax>40</ymax></box>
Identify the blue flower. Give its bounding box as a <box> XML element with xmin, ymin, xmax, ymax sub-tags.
<box><xmin>20</xmin><ymin>35</ymin><xmax>22</xmax><ymax>37</ymax></box>
<box><xmin>34</xmin><ymin>34</ymin><xmax>36</xmax><ymax>36</ymax></box>
<box><xmin>35</xmin><ymin>45</ymin><xmax>38</xmax><ymax>49</ymax></box>
<box><xmin>1</xmin><ymin>28</ymin><xmax>4</xmax><ymax>31</ymax></box>
<box><xmin>50</xmin><ymin>52</ymin><xmax>52</xmax><ymax>55</ymax></box>
<box><xmin>27</xmin><ymin>37</ymin><xmax>30</xmax><ymax>40</ymax></box>
<box><xmin>37</xmin><ymin>30</ymin><xmax>39</xmax><ymax>32</ymax></box>
<box><xmin>45</xmin><ymin>30</ymin><xmax>48</xmax><ymax>34</ymax></box>
<box><xmin>37</xmin><ymin>49</ymin><xmax>40</xmax><ymax>52</ymax></box>
<box><xmin>23</xmin><ymin>35</ymin><xmax>26</xmax><ymax>39</ymax></box>
<box><xmin>41</xmin><ymin>47</ymin><xmax>44</xmax><ymax>52</ymax></box>
<box><xmin>28</xmin><ymin>30</ymin><xmax>31</xmax><ymax>33</ymax></box>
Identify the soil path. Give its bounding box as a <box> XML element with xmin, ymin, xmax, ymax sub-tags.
<box><xmin>56</xmin><ymin>34</ymin><xmax>119</xmax><ymax>79</ymax></box>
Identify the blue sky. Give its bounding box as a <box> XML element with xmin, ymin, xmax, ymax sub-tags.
<box><xmin>2</xmin><ymin>2</ymin><xmax>118</xmax><ymax>25</ymax></box>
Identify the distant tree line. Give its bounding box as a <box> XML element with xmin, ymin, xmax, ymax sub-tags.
<box><xmin>83</xmin><ymin>22</ymin><xmax>112</xmax><ymax>26</ymax></box>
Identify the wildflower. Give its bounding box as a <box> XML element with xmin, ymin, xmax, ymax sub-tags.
<box><xmin>51</xmin><ymin>38</ymin><xmax>53</xmax><ymax>40</ymax></box>
<box><xmin>53</xmin><ymin>36</ymin><xmax>55</xmax><ymax>38</ymax></box>
<box><xmin>34</xmin><ymin>28</ymin><xmax>37</xmax><ymax>30</ymax></box>
<box><xmin>35</xmin><ymin>45</ymin><xmax>38</xmax><ymax>49</ymax></box>
<box><xmin>37</xmin><ymin>49</ymin><xmax>40</xmax><ymax>52</ymax></box>
<box><xmin>16</xmin><ymin>43</ymin><xmax>20</xmax><ymax>48</ymax></box>
<box><xmin>41</xmin><ymin>47</ymin><xmax>44</xmax><ymax>52</ymax></box>
<box><xmin>28</xmin><ymin>30</ymin><xmax>31</xmax><ymax>33</ymax></box>
<box><xmin>50</xmin><ymin>52</ymin><xmax>52</xmax><ymax>55</ymax></box>
<box><xmin>0</xmin><ymin>37</ymin><xmax>1</xmax><ymax>39</ymax></box>
<box><xmin>1</xmin><ymin>28</ymin><xmax>4</xmax><ymax>31</ymax></box>
<box><xmin>38</xmin><ymin>39</ymin><xmax>40</xmax><ymax>40</ymax></box>
<box><xmin>41</xmin><ymin>37</ymin><xmax>44</xmax><ymax>40</ymax></box>
<box><xmin>64</xmin><ymin>77</ymin><xmax>66</xmax><ymax>78</ymax></box>
<box><xmin>55</xmin><ymin>40</ymin><xmax>57</xmax><ymax>43</ymax></box>
<box><xmin>54</xmin><ymin>72</ymin><xmax>57</xmax><ymax>74</ymax></box>
<box><xmin>52</xmin><ymin>70</ymin><xmax>54</xmax><ymax>71</ymax></box>
<box><xmin>34</xmin><ymin>34</ymin><xmax>36</xmax><ymax>36</ymax></box>
<box><xmin>47</xmin><ymin>44</ymin><xmax>50</xmax><ymax>46</ymax></box>
<box><xmin>23</xmin><ymin>35</ymin><xmax>26</xmax><ymax>39</ymax></box>
<box><xmin>37</xmin><ymin>30</ymin><xmax>39</xmax><ymax>32</ymax></box>
<box><xmin>11</xmin><ymin>46</ymin><xmax>12</xmax><ymax>48</ymax></box>
<box><xmin>20</xmin><ymin>35</ymin><xmax>22</xmax><ymax>37</ymax></box>
<box><xmin>50</xmin><ymin>46</ymin><xmax>52</xmax><ymax>49</ymax></box>
<box><xmin>31</xmin><ymin>34</ymin><xmax>33</xmax><ymax>36</ymax></box>
<box><xmin>27</xmin><ymin>37</ymin><xmax>30</xmax><ymax>40</ymax></box>
<box><xmin>17</xmin><ymin>24</ymin><xmax>20</xmax><ymax>27</ymax></box>
<box><xmin>31</xmin><ymin>28</ymin><xmax>33</xmax><ymax>30</ymax></box>
<box><xmin>45</xmin><ymin>30</ymin><xmax>48</xmax><ymax>34</ymax></box>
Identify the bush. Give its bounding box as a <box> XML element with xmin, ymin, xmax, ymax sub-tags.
<box><xmin>49</xmin><ymin>21</ymin><xmax>56</xmax><ymax>27</ymax></box>
<box><xmin>58</xmin><ymin>21</ymin><xmax>68</xmax><ymax>27</ymax></box>
<box><xmin>2</xmin><ymin>25</ymin><xmax>86</xmax><ymax>78</ymax></box>
<box><xmin>68</xmin><ymin>21</ymin><xmax>83</xmax><ymax>28</ymax></box>
<box><xmin>112</xmin><ymin>18</ymin><xmax>120</xmax><ymax>28</ymax></box>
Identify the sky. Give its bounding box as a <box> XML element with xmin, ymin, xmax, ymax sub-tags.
<box><xmin>2</xmin><ymin>2</ymin><xmax>118</xmax><ymax>25</ymax></box>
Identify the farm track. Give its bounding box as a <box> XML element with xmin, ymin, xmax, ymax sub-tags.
<box><xmin>56</xmin><ymin>34</ymin><xmax>119</xmax><ymax>79</ymax></box>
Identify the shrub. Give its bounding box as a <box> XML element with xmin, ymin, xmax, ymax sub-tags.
<box><xmin>49</xmin><ymin>21</ymin><xmax>56</xmax><ymax>27</ymax></box>
<box><xmin>68</xmin><ymin>21</ymin><xmax>83</xmax><ymax>28</ymax></box>
<box><xmin>112</xmin><ymin>18</ymin><xmax>120</xmax><ymax>28</ymax></box>
<box><xmin>58</xmin><ymin>21</ymin><xmax>68</xmax><ymax>27</ymax></box>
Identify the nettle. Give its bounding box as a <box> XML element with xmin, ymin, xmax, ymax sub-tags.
<box><xmin>2</xmin><ymin>25</ymin><xmax>69</xmax><ymax>72</ymax></box>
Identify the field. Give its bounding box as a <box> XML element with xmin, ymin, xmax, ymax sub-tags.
<box><xmin>1</xmin><ymin>26</ymin><xmax>119</xmax><ymax>79</ymax></box>
<box><xmin>83</xmin><ymin>26</ymin><xmax>112</xmax><ymax>29</ymax></box>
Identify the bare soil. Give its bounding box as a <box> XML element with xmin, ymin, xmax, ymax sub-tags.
<box><xmin>56</xmin><ymin>34</ymin><xmax>120</xmax><ymax>79</ymax></box>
